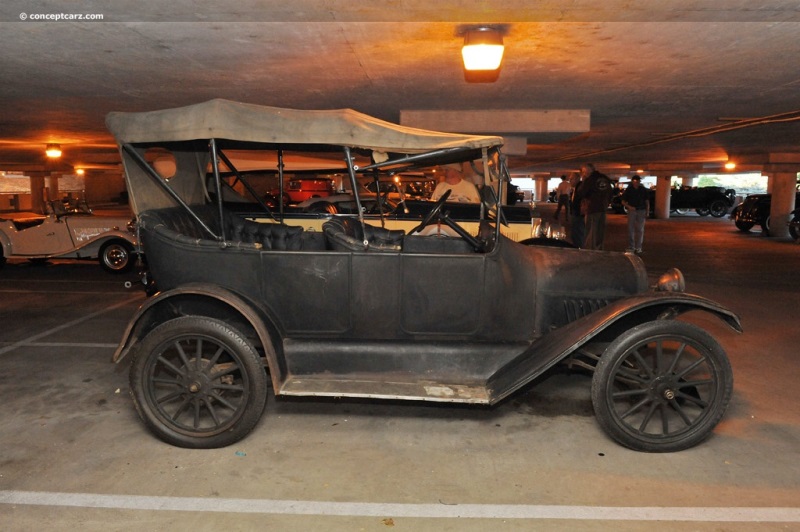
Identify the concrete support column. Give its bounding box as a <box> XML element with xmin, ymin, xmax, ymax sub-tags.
<box><xmin>766</xmin><ymin>172</ymin><xmax>797</xmax><ymax>238</ymax></box>
<box><xmin>29</xmin><ymin>174</ymin><xmax>46</xmax><ymax>214</ymax></box>
<box><xmin>47</xmin><ymin>172</ymin><xmax>61</xmax><ymax>201</ymax></box>
<box><xmin>681</xmin><ymin>175</ymin><xmax>696</xmax><ymax>188</ymax></box>
<box><xmin>535</xmin><ymin>176</ymin><xmax>549</xmax><ymax>202</ymax></box>
<box><xmin>653</xmin><ymin>174</ymin><xmax>672</xmax><ymax>219</ymax></box>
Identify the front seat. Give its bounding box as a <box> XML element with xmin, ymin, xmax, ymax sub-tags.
<box><xmin>322</xmin><ymin>218</ymin><xmax>404</xmax><ymax>252</ymax></box>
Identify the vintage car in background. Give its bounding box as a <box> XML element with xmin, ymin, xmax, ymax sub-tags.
<box><xmin>266</xmin><ymin>176</ymin><xmax>336</xmax><ymax>206</ymax></box>
<box><xmin>611</xmin><ymin>185</ymin><xmax>736</xmax><ymax>217</ymax></box>
<box><xmin>0</xmin><ymin>200</ymin><xmax>139</xmax><ymax>272</ymax></box>
<box><xmin>732</xmin><ymin>191</ymin><xmax>800</xmax><ymax>233</ymax></box>
<box><xmin>107</xmin><ymin>99</ymin><xmax>741</xmax><ymax>453</ymax></box>
<box><xmin>790</xmin><ymin>206</ymin><xmax>800</xmax><ymax>242</ymax></box>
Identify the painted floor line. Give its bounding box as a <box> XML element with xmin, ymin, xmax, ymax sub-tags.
<box><xmin>0</xmin><ymin>294</ymin><xmax>142</xmax><ymax>356</ymax></box>
<box><xmin>0</xmin><ymin>491</ymin><xmax>798</xmax><ymax>522</ymax></box>
<box><xmin>0</xmin><ymin>341</ymin><xmax>119</xmax><ymax>349</ymax></box>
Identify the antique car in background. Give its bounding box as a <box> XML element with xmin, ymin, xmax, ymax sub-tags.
<box><xmin>790</xmin><ymin>206</ymin><xmax>800</xmax><ymax>242</ymax></box>
<box><xmin>732</xmin><ymin>191</ymin><xmax>800</xmax><ymax>233</ymax></box>
<box><xmin>107</xmin><ymin>99</ymin><xmax>741</xmax><ymax>452</ymax></box>
<box><xmin>0</xmin><ymin>200</ymin><xmax>139</xmax><ymax>272</ymax></box>
<box><xmin>266</xmin><ymin>176</ymin><xmax>336</xmax><ymax>207</ymax></box>
<box><xmin>611</xmin><ymin>185</ymin><xmax>736</xmax><ymax>217</ymax></box>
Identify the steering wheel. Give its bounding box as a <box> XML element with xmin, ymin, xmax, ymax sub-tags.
<box><xmin>411</xmin><ymin>189</ymin><xmax>451</xmax><ymax>234</ymax></box>
<box><xmin>411</xmin><ymin>189</ymin><xmax>487</xmax><ymax>251</ymax></box>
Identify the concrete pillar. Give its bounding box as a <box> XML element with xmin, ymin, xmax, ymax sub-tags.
<box><xmin>29</xmin><ymin>175</ymin><xmax>46</xmax><ymax>214</ymax></box>
<box><xmin>681</xmin><ymin>175</ymin><xmax>696</xmax><ymax>188</ymax></box>
<box><xmin>47</xmin><ymin>172</ymin><xmax>61</xmax><ymax>201</ymax></box>
<box><xmin>535</xmin><ymin>176</ymin><xmax>549</xmax><ymax>202</ymax></box>
<box><xmin>653</xmin><ymin>174</ymin><xmax>672</xmax><ymax>219</ymax></box>
<box><xmin>767</xmin><ymin>172</ymin><xmax>797</xmax><ymax>238</ymax></box>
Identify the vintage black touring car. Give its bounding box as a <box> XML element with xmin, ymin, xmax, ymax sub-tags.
<box><xmin>108</xmin><ymin>99</ymin><xmax>741</xmax><ymax>452</ymax></box>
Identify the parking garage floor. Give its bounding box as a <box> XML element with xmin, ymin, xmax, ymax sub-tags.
<box><xmin>0</xmin><ymin>213</ymin><xmax>798</xmax><ymax>531</ymax></box>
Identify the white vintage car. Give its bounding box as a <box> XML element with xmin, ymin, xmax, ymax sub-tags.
<box><xmin>0</xmin><ymin>201</ymin><xmax>139</xmax><ymax>273</ymax></box>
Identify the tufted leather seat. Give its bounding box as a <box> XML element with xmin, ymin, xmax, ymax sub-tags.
<box><xmin>322</xmin><ymin>217</ymin><xmax>404</xmax><ymax>252</ymax></box>
<box><xmin>140</xmin><ymin>205</ymin><xmax>315</xmax><ymax>251</ymax></box>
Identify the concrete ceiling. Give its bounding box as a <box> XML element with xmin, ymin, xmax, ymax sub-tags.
<box><xmin>2</xmin><ymin>1</ymin><xmax>800</xmax><ymax>177</ymax></box>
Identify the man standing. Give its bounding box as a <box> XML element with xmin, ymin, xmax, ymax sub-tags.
<box><xmin>553</xmin><ymin>175</ymin><xmax>572</xmax><ymax>221</ymax></box>
<box><xmin>576</xmin><ymin>163</ymin><xmax>612</xmax><ymax>250</ymax></box>
<box><xmin>431</xmin><ymin>163</ymin><xmax>481</xmax><ymax>203</ymax></box>
<box><xmin>621</xmin><ymin>175</ymin><xmax>650</xmax><ymax>254</ymax></box>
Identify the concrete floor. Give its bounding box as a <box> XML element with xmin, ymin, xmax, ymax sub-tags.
<box><xmin>0</xmin><ymin>212</ymin><xmax>798</xmax><ymax>531</ymax></box>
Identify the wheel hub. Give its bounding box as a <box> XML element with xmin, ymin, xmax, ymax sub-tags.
<box><xmin>651</xmin><ymin>375</ymin><xmax>677</xmax><ymax>403</ymax></box>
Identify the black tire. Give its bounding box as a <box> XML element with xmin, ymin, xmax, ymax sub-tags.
<box><xmin>130</xmin><ymin>316</ymin><xmax>268</xmax><ymax>448</ymax></box>
<box><xmin>709</xmin><ymin>200</ymin><xmax>729</xmax><ymax>218</ymax></box>
<box><xmin>0</xmin><ymin>245</ymin><xmax>5</xmax><ymax>268</ymax></box>
<box><xmin>789</xmin><ymin>219</ymin><xmax>800</xmax><ymax>242</ymax></box>
<box><xmin>695</xmin><ymin>207</ymin><xmax>709</xmax><ymax>217</ymax></box>
<box><xmin>734</xmin><ymin>221</ymin><xmax>754</xmax><ymax>232</ymax></box>
<box><xmin>760</xmin><ymin>216</ymin><xmax>771</xmax><ymax>233</ymax></box>
<box><xmin>99</xmin><ymin>240</ymin><xmax>134</xmax><ymax>273</ymax></box>
<box><xmin>591</xmin><ymin>321</ymin><xmax>733</xmax><ymax>452</ymax></box>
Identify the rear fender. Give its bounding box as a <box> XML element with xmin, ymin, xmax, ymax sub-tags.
<box><xmin>112</xmin><ymin>283</ymin><xmax>284</xmax><ymax>389</ymax></box>
<box><xmin>487</xmin><ymin>292</ymin><xmax>742</xmax><ymax>404</ymax></box>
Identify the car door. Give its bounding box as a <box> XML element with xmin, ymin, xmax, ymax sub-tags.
<box><xmin>10</xmin><ymin>216</ymin><xmax>74</xmax><ymax>256</ymax></box>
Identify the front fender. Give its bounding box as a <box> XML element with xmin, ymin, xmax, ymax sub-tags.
<box><xmin>487</xmin><ymin>291</ymin><xmax>742</xmax><ymax>404</ymax></box>
<box><xmin>111</xmin><ymin>283</ymin><xmax>282</xmax><ymax>386</ymax></box>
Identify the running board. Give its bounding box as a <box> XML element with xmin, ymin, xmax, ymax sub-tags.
<box><xmin>278</xmin><ymin>376</ymin><xmax>490</xmax><ymax>404</ymax></box>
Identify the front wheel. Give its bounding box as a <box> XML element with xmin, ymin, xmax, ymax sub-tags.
<box><xmin>735</xmin><ymin>220</ymin><xmax>754</xmax><ymax>232</ymax></box>
<box><xmin>130</xmin><ymin>316</ymin><xmax>268</xmax><ymax>448</ymax></box>
<box><xmin>695</xmin><ymin>207</ymin><xmax>710</xmax><ymax>217</ymax></box>
<box><xmin>99</xmin><ymin>240</ymin><xmax>134</xmax><ymax>273</ymax></box>
<box><xmin>591</xmin><ymin>321</ymin><xmax>733</xmax><ymax>452</ymax></box>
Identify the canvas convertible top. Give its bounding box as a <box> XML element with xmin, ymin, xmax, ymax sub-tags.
<box><xmin>106</xmin><ymin>98</ymin><xmax>504</xmax><ymax>153</ymax></box>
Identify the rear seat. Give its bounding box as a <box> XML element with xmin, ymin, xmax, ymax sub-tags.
<box><xmin>140</xmin><ymin>205</ymin><xmax>325</xmax><ymax>251</ymax></box>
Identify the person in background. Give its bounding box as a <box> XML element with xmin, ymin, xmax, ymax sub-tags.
<box><xmin>553</xmin><ymin>174</ymin><xmax>573</xmax><ymax>221</ymax></box>
<box><xmin>569</xmin><ymin>171</ymin><xmax>585</xmax><ymax>248</ymax></box>
<box><xmin>621</xmin><ymin>175</ymin><xmax>650</xmax><ymax>254</ymax></box>
<box><xmin>431</xmin><ymin>162</ymin><xmax>481</xmax><ymax>203</ymax></box>
<box><xmin>576</xmin><ymin>162</ymin><xmax>612</xmax><ymax>250</ymax></box>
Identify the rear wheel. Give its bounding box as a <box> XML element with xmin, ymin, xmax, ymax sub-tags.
<box><xmin>99</xmin><ymin>240</ymin><xmax>134</xmax><ymax>273</ymax></box>
<box><xmin>0</xmin><ymin>245</ymin><xmax>5</xmax><ymax>268</ymax></box>
<box><xmin>709</xmin><ymin>200</ymin><xmax>729</xmax><ymax>218</ymax></box>
<box><xmin>591</xmin><ymin>321</ymin><xmax>732</xmax><ymax>452</ymax></box>
<box><xmin>734</xmin><ymin>221</ymin><xmax>754</xmax><ymax>232</ymax></box>
<box><xmin>695</xmin><ymin>207</ymin><xmax>710</xmax><ymax>216</ymax></box>
<box><xmin>760</xmin><ymin>216</ymin><xmax>771</xmax><ymax>233</ymax></box>
<box><xmin>130</xmin><ymin>316</ymin><xmax>268</xmax><ymax>448</ymax></box>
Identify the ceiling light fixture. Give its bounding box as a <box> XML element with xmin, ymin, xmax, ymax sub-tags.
<box><xmin>724</xmin><ymin>161</ymin><xmax>736</xmax><ymax>170</ymax></box>
<box><xmin>45</xmin><ymin>143</ymin><xmax>62</xmax><ymax>158</ymax></box>
<box><xmin>461</xmin><ymin>27</ymin><xmax>504</xmax><ymax>71</ymax></box>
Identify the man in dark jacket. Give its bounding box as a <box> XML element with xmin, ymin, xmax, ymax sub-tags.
<box><xmin>620</xmin><ymin>175</ymin><xmax>650</xmax><ymax>254</ymax></box>
<box><xmin>576</xmin><ymin>163</ymin><xmax>612</xmax><ymax>250</ymax></box>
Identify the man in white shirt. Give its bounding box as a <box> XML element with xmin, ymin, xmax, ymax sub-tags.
<box><xmin>431</xmin><ymin>163</ymin><xmax>481</xmax><ymax>203</ymax></box>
